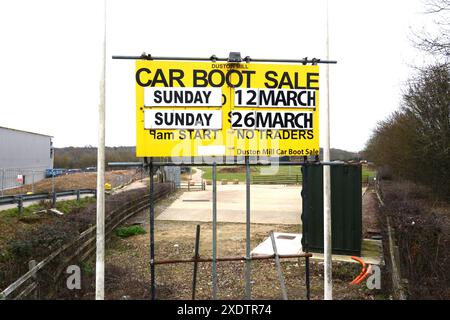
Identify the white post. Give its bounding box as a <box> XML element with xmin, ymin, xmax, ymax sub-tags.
<box><xmin>52</xmin><ymin>172</ymin><xmax>55</xmax><ymax>194</ymax></box>
<box><xmin>95</xmin><ymin>0</ymin><xmax>107</xmax><ymax>300</ymax></box>
<box><xmin>323</xmin><ymin>0</ymin><xmax>333</xmax><ymax>300</ymax></box>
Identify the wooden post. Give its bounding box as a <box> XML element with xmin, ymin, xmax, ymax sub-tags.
<box><xmin>28</xmin><ymin>260</ymin><xmax>38</xmax><ymax>300</ymax></box>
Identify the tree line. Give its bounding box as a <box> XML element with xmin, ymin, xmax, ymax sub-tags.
<box><xmin>364</xmin><ymin>0</ymin><xmax>450</xmax><ymax>198</ymax></box>
<box><xmin>54</xmin><ymin>146</ymin><xmax>359</xmax><ymax>170</ymax></box>
<box><xmin>54</xmin><ymin>146</ymin><xmax>138</xmax><ymax>169</ymax></box>
<box><xmin>364</xmin><ymin>64</ymin><xmax>449</xmax><ymax>198</ymax></box>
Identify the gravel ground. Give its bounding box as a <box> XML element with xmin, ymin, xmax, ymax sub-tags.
<box><xmin>362</xmin><ymin>190</ymin><xmax>382</xmax><ymax>238</ymax></box>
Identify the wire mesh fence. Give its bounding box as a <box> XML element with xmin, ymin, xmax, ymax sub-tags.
<box><xmin>0</xmin><ymin>167</ymin><xmax>48</xmax><ymax>195</ymax></box>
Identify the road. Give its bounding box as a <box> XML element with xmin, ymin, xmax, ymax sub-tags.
<box><xmin>0</xmin><ymin>178</ymin><xmax>149</xmax><ymax>211</ymax></box>
<box><xmin>0</xmin><ymin>194</ymin><xmax>93</xmax><ymax>211</ymax></box>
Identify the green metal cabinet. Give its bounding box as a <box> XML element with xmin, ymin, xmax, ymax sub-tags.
<box><xmin>301</xmin><ymin>164</ymin><xmax>362</xmax><ymax>256</ymax></box>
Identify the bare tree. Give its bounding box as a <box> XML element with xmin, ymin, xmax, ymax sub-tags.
<box><xmin>364</xmin><ymin>64</ymin><xmax>450</xmax><ymax>198</ymax></box>
<box><xmin>414</xmin><ymin>0</ymin><xmax>450</xmax><ymax>60</ymax></box>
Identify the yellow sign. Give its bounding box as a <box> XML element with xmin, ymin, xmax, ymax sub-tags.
<box><xmin>136</xmin><ymin>60</ymin><xmax>319</xmax><ymax>158</ymax></box>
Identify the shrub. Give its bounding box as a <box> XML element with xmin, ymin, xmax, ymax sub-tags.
<box><xmin>116</xmin><ymin>225</ymin><xmax>146</xmax><ymax>238</ymax></box>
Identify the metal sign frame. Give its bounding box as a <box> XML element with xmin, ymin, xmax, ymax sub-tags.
<box><xmin>108</xmin><ymin>157</ymin><xmax>358</xmax><ymax>300</ymax></box>
<box><xmin>110</xmin><ymin>53</ymin><xmax>339</xmax><ymax>300</ymax></box>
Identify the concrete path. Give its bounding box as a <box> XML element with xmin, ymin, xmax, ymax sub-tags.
<box><xmin>156</xmin><ymin>184</ymin><xmax>302</xmax><ymax>225</ymax></box>
<box><xmin>114</xmin><ymin>178</ymin><xmax>148</xmax><ymax>193</ymax></box>
<box><xmin>156</xmin><ymin>184</ymin><xmax>368</xmax><ymax>225</ymax></box>
<box><xmin>189</xmin><ymin>167</ymin><xmax>204</xmax><ymax>183</ymax></box>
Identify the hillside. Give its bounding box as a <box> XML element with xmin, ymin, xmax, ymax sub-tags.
<box><xmin>54</xmin><ymin>146</ymin><xmax>138</xmax><ymax>168</ymax></box>
<box><xmin>54</xmin><ymin>146</ymin><xmax>360</xmax><ymax>169</ymax></box>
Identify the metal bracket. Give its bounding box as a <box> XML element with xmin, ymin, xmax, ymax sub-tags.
<box><xmin>228</xmin><ymin>52</ymin><xmax>242</xmax><ymax>63</ymax></box>
<box><xmin>140</xmin><ymin>52</ymin><xmax>153</xmax><ymax>60</ymax></box>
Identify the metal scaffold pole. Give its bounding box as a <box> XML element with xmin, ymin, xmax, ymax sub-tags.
<box><xmin>245</xmin><ymin>156</ymin><xmax>252</xmax><ymax>299</ymax></box>
<box><xmin>192</xmin><ymin>224</ymin><xmax>201</xmax><ymax>300</ymax></box>
<box><xmin>150</xmin><ymin>160</ymin><xmax>156</xmax><ymax>299</ymax></box>
<box><xmin>212</xmin><ymin>162</ymin><xmax>218</xmax><ymax>299</ymax></box>
<box><xmin>95</xmin><ymin>0</ymin><xmax>107</xmax><ymax>301</ymax></box>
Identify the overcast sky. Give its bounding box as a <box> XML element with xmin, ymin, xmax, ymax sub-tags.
<box><xmin>0</xmin><ymin>0</ymin><xmax>433</xmax><ymax>151</ymax></box>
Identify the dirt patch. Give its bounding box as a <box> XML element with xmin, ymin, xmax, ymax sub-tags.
<box><xmin>55</xmin><ymin>185</ymin><xmax>385</xmax><ymax>300</ymax></box>
<box><xmin>4</xmin><ymin>170</ymin><xmax>138</xmax><ymax>195</ymax></box>
<box><xmin>95</xmin><ymin>190</ymin><xmax>380</xmax><ymax>300</ymax></box>
<box><xmin>100</xmin><ymin>220</ymin><xmax>377</xmax><ymax>300</ymax></box>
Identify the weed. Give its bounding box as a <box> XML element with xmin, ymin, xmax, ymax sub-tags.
<box><xmin>81</xmin><ymin>261</ymin><xmax>95</xmax><ymax>275</ymax></box>
<box><xmin>116</xmin><ymin>225</ymin><xmax>146</xmax><ymax>238</ymax></box>
<box><xmin>55</xmin><ymin>197</ymin><xmax>96</xmax><ymax>214</ymax></box>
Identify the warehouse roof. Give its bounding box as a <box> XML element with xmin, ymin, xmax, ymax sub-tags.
<box><xmin>0</xmin><ymin>126</ymin><xmax>53</xmax><ymax>138</ymax></box>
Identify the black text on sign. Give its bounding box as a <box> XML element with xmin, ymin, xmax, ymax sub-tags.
<box><xmin>144</xmin><ymin>87</ymin><xmax>222</xmax><ymax>107</ymax></box>
<box><xmin>234</xmin><ymin>88</ymin><xmax>317</xmax><ymax>108</ymax></box>
<box><xmin>231</xmin><ymin>111</ymin><xmax>313</xmax><ymax>130</ymax></box>
<box><xmin>144</xmin><ymin>110</ymin><xmax>222</xmax><ymax>130</ymax></box>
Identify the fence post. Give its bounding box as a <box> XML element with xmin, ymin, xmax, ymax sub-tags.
<box><xmin>31</xmin><ymin>171</ymin><xmax>35</xmax><ymax>194</ymax></box>
<box><xmin>52</xmin><ymin>172</ymin><xmax>55</xmax><ymax>198</ymax></box>
<box><xmin>17</xmin><ymin>196</ymin><xmax>23</xmax><ymax>214</ymax></box>
<box><xmin>1</xmin><ymin>168</ymin><xmax>4</xmax><ymax>196</ymax></box>
<box><xmin>52</xmin><ymin>191</ymin><xmax>57</xmax><ymax>208</ymax></box>
<box><xmin>28</xmin><ymin>260</ymin><xmax>39</xmax><ymax>300</ymax></box>
<box><xmin>76</xmin><ymin>189</ymin><xmax>81</xmax><ymax>201</ymax></box>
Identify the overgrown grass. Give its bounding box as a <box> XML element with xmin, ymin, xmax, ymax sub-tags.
<box><xmin>116</xmin><ymin>225</ymin><xmax>146</xmax><ymax>238</ymax></box>
<box><xmin>201</xmin><ymin>165</ymin><xmax>375</xmax><ymax>184</ymax></box>
<box><xmin>0</xmin><ymin>203</ymin><xmax>46</xmax><ymax>219</ymax></box>
<box><xmin>81</xmin><ymin>261</ymin><xmax>95</xmax><ymax>275</ymax></box>
<box><xmin>200</xmin><ymin>166</ymin><xmax>246</xmax><ymax>181</ymax></box>
<box><xmin>55</xmin><ymin>197</ymin><xmax>96</xmax><ymax>214</ymax></box>
<box><xmin>0</xmin><ymin>197</ymin><xmax>96</xmax><ymax>218</ymax></box>
<box><xmin>200</xmin><ymin>165</ymin><xmax>302</xmax><ymax>182</ymax></box>
<box><xmin>362</xmin><ymin>166</ymin><xmax>376</xmax><ymax>184</ymax></box>
<box><xmin>382</xmin><ymin>180</ymin><xmax>450</xmax><ymax>299</ymax></box>
<box><xmin>0</xmin><ymin>197</ymin><xmax>97</xmax><ymax>251</ymax></box>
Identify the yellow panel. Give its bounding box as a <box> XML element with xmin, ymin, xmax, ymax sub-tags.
<box><xmin>136</xmin><ymin>60</ymin><xmax>319</xmax><ymax>158</ymax></box>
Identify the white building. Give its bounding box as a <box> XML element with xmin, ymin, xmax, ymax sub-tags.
<box><xmin>0</xmin><ymin>126</ymin><xmax>54</xmax><ymax>190</ymax></box>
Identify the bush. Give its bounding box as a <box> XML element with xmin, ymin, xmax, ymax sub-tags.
<box><xmin>382</xmin><ymin>181</ymin><xmax>450</xmax><ymax>299</ymax></box>
<box><xmin>116</xmin><ymin>225</ymin><xmax>146</xmax><ymax>238</ymax></box>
